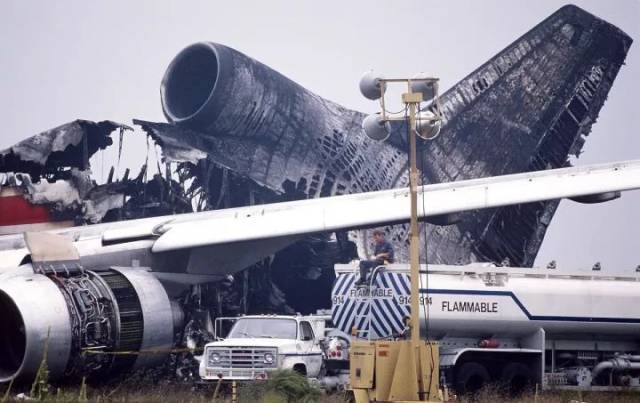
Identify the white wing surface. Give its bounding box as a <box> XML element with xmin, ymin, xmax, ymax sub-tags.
<box><xmin>152</xmin><ymin>160</ymin><xmax>640</xmax><ymax>254</ymax></box>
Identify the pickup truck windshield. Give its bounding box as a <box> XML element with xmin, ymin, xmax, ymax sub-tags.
<box><xmin>228</xmin><ymin>318</ymin><xmax>298</xmax><ymax>339</ymax></box>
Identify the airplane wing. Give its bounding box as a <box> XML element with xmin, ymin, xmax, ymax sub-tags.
<box><xmin>6</xmin><ymin>159</ymin><xmax>639</xmax><ymax>276</ymax></box>
<box><xmin>142</xmin><ymin>160</ymin><xmax>640</xmax><ymax>274</ymax></box>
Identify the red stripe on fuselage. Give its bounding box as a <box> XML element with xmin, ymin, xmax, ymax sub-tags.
<box><xmin>0</xmin><ymin>195</ymin><xmax>52</xmax><ymax>226</ymax></box>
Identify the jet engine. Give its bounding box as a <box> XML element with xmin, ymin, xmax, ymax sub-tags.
<box><xmin>158</xmin><ymin>41</ymin><xmax>408</xmax><ymax>196</ymax></box>
<box><xmin>0</xmin><ymin>266</ymin><xmax>180</xmax><ymax>383</ymax></box>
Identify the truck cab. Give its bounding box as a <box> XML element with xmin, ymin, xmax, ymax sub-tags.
<box><xmin>199</xmin><ymin>314</ymin><xmax>326</xmax><ymax>381</ymax></box>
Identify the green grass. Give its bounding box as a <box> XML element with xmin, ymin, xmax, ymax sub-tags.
<box><xmin>0</xmin><ymin>370</ymin><xmax>342</xmax><ymax>403</ymax></box>
<box><xmin>2</xmin><ymin>377</ymin><xmax>640</xmax><ymax>402</ymax></box>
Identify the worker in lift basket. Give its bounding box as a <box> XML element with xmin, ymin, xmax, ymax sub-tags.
<box><xmin>356</xmin><ymin>229</ymin><xmax>394</xmax><ymax>286</ymax></box>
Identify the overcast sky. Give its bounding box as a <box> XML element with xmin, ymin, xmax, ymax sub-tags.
<box><xmin>1</xmin><ymin>0</ymin><xmax>638</xmax><ymax>272</ymax></box>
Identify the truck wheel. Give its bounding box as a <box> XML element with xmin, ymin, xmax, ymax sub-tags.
<box><xmin>500</xmin><ymin>362</ymin><xmax>532</xmax><ymax>396</ymax></box>
<box><xmin>293</xmin><ymin>364</ymin><xmax>307</xmax><ymax>377</ymax></box>
<box><xmin>455</xmin><ymin>362</ymin><xmax>490</xmax><ymax>395</ymax></box>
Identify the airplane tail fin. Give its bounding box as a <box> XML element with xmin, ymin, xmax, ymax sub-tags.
<box><xmin>396</xmin><ymin>5</ymin><xmax>632</xmax><ymax>266</ymax></box>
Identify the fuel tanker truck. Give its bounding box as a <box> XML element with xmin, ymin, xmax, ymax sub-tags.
<box><xmin>332</xmin><ymin>263</ymin><xmax>640</xmax><ymax>394</ymax></box>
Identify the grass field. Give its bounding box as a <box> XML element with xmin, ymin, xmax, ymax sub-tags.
<box><xmin>2</xmin><ymin>388</ymin><xmax>639</xmax><ymax>402</ymax></box>
<box><xmin>2</xmin><ymin>372</ymin><xmax>639</xmax><ymax>402</ymax></box>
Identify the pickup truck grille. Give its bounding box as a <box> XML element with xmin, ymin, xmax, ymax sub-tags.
<box><xmin>206</xmin><ymin>347</ymin><xmax>277</xmax><ymax>369</ymax></box>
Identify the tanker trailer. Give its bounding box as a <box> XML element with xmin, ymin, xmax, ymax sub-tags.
<box><xmin>332</xmin><ymin>263</ymin><xmax>640</xmax><ymax>394</ymax></box>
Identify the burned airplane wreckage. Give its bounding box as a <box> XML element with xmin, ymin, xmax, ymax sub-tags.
<box><xmin>137</xmin><ymin>5</ymin><xmax>632</xmax><ymax>310</ymax></box>
<box><xmin>0</xmin><ymin>5</ymin><xmax>633</xmax><ymax>383</ymax></box>
<box><xmin>0</xmin><ymin>119</ymin><xmax>194</xmax><ymax>233</ymax></box>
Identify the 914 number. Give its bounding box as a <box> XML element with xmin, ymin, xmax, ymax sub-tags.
<box><xmin>398</xmin><ymin>296</ymin><xmax>432</xmax><ymax>305</ymax></box>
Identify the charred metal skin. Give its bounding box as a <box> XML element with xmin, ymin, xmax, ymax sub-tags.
<box><xmin>0</xmin><ymin>120</ymin><xmax>131</xmax><ymax>177</ymax></box>
<box><xmin>0</xmin><ymin>266</ymin><xmax>178</xmax><ymax>383</ymax></box>
<box><xmin>160</xmin><ymin>42</ymin><xmax>408</xmax><ymax>195</ymax></box>
<box><xmin>415</xmin><ymin>5</ymin><xmax>632</xmax><ymax>266</ymax></box>
<box><xmin>0</xmin><ymin>118</ymin><xmax>195</xmax><ymax>231</ymax></box>
<box><xmin>151</xmin><ymin>5</ymin><xmax>632</xmax><ymax>267</ymax></box>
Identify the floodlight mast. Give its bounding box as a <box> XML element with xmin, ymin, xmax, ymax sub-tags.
<box><xmin>360</xmin><ymin>74</ymin><xmax>442</xmax><ymax>400</ymax></box>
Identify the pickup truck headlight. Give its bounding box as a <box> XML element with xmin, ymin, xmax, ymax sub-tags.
<box><xmin>264</xmin><ymin>352</ymin><xmax>274</xmax><ymax>364</ymax></box>
<box><xmin>210</xmin><ymin>352</ymin><xmax>221</xmax><ymax>364</ymax></box>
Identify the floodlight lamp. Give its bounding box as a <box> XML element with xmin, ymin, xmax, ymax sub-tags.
<box><xmin>359</xmin><ymin>71</ymin><xmax>385</xmax><ymax>100</ymax></box>
<box><xmin>362</xmin><ymin>113</ymin><xmax>391</xmax><ymax>141</ymax></box>
<box><xmin>410</xmin><ymin>73</ymin><xmax>437</xmax><ymax>102</ymax></box>
<box><xmin>416</xmin><ymin>110</ymin><xmax>442</xmax><ymax>140</ymax></box>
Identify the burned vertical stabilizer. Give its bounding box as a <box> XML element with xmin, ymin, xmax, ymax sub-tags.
<box><xmin>412</xmin><ymin>4</ymin><xmax>632</xmax><ymax>266</ymax></box>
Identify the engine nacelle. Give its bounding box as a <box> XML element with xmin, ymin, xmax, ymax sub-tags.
<box><xmin>0</xmin><ymin>267</ymin><xmax>178</xmax><ymax>383</ymax></box>
<box><xmin>158</xmin><ymin>42</ymin><xmax>409</xmax><ymax>197</ymax></box>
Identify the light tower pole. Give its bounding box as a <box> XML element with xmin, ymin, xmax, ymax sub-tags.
<box><xmin>404</xmin><ymin>88</ymin><xmax>424</xmax><ymax>351</ymax></box>
<box><xmin>357</xmin><ymin>73</ymin><xmax>443</xmax><ymax>401</ymax></box>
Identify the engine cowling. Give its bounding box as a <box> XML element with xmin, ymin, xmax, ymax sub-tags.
<box><xmin>0</xmin><ymin>266</ymin><xmax>178</xmax><ymax>383</ymax></box>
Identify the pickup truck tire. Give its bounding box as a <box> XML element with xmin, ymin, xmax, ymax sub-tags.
<box><xmin>454</xmin><ymin>362</ymin><xmax>490</xmax><ymax>395</ymax></box>
<box><xmin>500</xmin><ymin>362</ymin><xmax>532</xmax><ymax>396</ymax></box>
<box><xmin>293</xmin><ymin>364</ymin><xmax>307</xmax><ymax>377</ymax></box>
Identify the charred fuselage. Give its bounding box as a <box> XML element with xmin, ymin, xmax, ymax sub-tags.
<box><xmin>142</xmin><ymin>5</ymin><xmax>632</xmax><ymax>268</ymax></box>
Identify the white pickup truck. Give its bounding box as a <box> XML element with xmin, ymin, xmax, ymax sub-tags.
<box><xmin>199</xmin><ymin>314</ymin><xmax>349</xmax><ymax>383</ymax></box>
